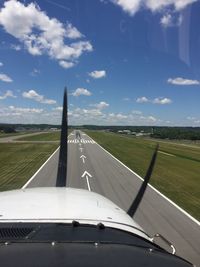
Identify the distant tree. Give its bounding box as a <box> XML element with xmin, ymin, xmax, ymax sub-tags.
<box><xmin>4</xmin><ymin>127</ymin><xmax>16</xmax><ymax>133</ymax></box>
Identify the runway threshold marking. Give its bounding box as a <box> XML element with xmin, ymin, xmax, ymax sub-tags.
<box><xmin>81</xmin><ymin>171</ymin><xmax>92</xmax><ymax>191</ymax></box>
<box><xmin>68</xmin><ymin>139</ymin><xmax>95</xmax><ymax>144</ymax></box>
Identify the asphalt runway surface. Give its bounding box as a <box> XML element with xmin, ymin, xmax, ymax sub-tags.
<box><xmin>0</xmin><ymin>132</ymin><xmax>48</xmax><ymax>143</ymax></box>
<box><xmin>25</xmin><ymin>131</ymin><xmax>200</xmax><ymax>266</ymax></box>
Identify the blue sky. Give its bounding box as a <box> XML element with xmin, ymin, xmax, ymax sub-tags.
<box><xmin>0</xmin><ymin>0</ymin><xmax>200</xmax><ymax>125</ymax></box>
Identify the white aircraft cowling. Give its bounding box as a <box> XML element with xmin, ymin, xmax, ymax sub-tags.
<box><xmin>0</xmin><ymin>187</ymin><xmax>150</xmax><ymax>240</ymax></box>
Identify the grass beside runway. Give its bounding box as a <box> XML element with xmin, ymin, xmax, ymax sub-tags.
<box><xmin>16</xmin><ymin>131</ymin><xmax>61</xmax><ymax>141</ymax></box>
<box><xmin>85</xmin><ymin>130</ymin><xmax>200</xmax><ymax>221</ymax></box>
<box><xmin>0</xmin><ymin>143</ymin><xmax>58</xmax><ymax>191</ymax></box>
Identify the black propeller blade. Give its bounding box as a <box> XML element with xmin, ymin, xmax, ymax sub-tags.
<box><xmin>127</xmin><ymin>144</ymin><xmax>159</xmax><ymax>217</ymax></box>
<box><xmin>56</xmin><ymin>88</ymin><xmax>68</xmax><ymax>187</ymax></box>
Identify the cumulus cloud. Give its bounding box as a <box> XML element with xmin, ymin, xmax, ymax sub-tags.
<box><xmin>0</xmin><ymin>62</ymin><xmax>3</xmax><ymax>67</ymax></box>
<box><xmin>167</xmin><ymin>77</ymin><xmax>200</xmax><ymax>85</ymax></box>
<box><xmin>110</xmin><ymin>0</ymin><xmax>196</xmax><ymax>28</ymax></box>
<box><xmin>0</xmin><ymin>90</ymin><xmax>16</xmax><ymax>100</ymax></box>
<box><xmin>136</xmin><ymin>96</ymin><xmax>172</xmax><ymax>104</ymax></box>
<box><xmin>0</xmin><ymin>103</ymin><xmax>164</xmax><ymax>125</ymax></box>
<box><xmin>111</xmin><ymin>0</ymin><xmax>141</xmax><ymax>16</ymax></box>
<box><xmin>0</xmin><ymin>73</ymin><xmax>13</xmax><ymax>82</ymax></box>
<box><xmin>111</xmin><ymin>0</ymin><xmax>197</xmax><ymax>15</ymax></box>
<box><xmin>71</xmin><ymin>88</ymin><xmax>92</xmax><ymax>97</ymax></box>
<box><xmin>30</xmin><ymin>68</ymin><xmax>40</xmax><ymax>76</ymax></box>
<box><xmin>90</xmin><ymin>101</ymin><xmax>109</xmax><ymax>109</ymax></box>
<box><xmin>160</xmin><ymin>13</ymin><xmax>182</xmax><ymax>27</ymax></box>
<box><xmin>53</xmin><ymin>106</ymin><xmax>63</xmax><ymax>111</ymax></box>
<box><xmin>0</xmin><ymin>0</ymin><xmax>93</xmax><ymax>68</ymax></box>
<box><xmin>59</xmin><ymin>60</ymin><xmax>75</xmax><ymax>69</ymax></box>
<box><xmin>186</xmin><ymin>116</ymin><xmax>196</xmax><ymax>120</ymax></box>
<box><xmin>123</xmin><ymin>97</ymin><xmax>131</xmax><ymax>101</ymax></box>
<box><xmin>160</xmin><ymin>13</ymin><xmax>173</xmax><ymax>27</ymax></box>
<box><xmin>65</xmin><ymin>23</ymin><xmax>83</xmax><ymax>39</ymax></box>
<box><xmin>153</xmin><ymin>97</ymin><xmax>172</xmax><ymax>104</ymax></box>
<box><xmin>9</xmin><ymin>105</ymin><xmax>43</xmax><ymax>114</ymax></box>
<box><xmin>136</xmin><ymin>96</ymin><xmax>149</xmax><ymax>103</ymax></box>
<box><xmin>10</xmin><ymin>44</ymin><xmax>21</xmax><ymax>51</ymax></box>
<box><xmin>132</xmin><ymin>110</ymin><xmax>142</xmax><ymax>115</ymax></box>
<box><xmin>88</xmin><ymin>70</ymin><xmax>106</xmax><ymax>79</ymax></box>
<box><xmin>22</xmin><ymin>89</ymin><xmax>56</xmax><ymax>104</ymax></box>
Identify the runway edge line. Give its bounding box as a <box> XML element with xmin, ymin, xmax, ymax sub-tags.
<box><xmin>22</xmin><ymin>146</ymin><xmax>60</xmax><ymax>189</ymax></box>
<box><xmin>84</xmin><ymin>133</ymin><xmax>200</xmax><ymax>227</ymax></box>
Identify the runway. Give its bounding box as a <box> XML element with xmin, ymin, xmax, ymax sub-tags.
<box><xmin>25</xmin><ymin>131</ymin><xmax>200</xmax><ymax>266</ymax></box>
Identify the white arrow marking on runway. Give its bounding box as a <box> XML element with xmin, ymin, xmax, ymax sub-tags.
<box><xmin>81</xmin><ymin>171</ymin><xmax>92</xmax><ymax>191</ymax></box>
<box><xmin>79</xmin><ymin>147</ymin><xmax>83</xmax><ymax>152</ymax></box>
<box><xmin>80</xmin><ymin>155</ymin><xmax>86</xmax><ymax>163</ymax></box>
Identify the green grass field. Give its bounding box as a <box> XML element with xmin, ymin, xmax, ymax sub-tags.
<box><xmin>0</xmin><ymin>143</ymin><xmax>58</xmax><ymax>191</ymax></box>
<box><xmin>17</xmin><ymin>131</ymin><xmax>61</xmax><ymax>141</ymax></box>
<box><xmin>85</xmin><ymin>130</ymin><xmax>200</xmax><ymax>220</ymax></box>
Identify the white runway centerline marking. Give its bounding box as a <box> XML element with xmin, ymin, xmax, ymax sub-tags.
<box><xmin>81</xmin><ymin>171</ymin><xmax>92</xmax><ymax>191</ymax></box>
<box><xmin>80</xmin><ymin>155</ymin><xmax>86</xmax><ymax>163</ymax></box>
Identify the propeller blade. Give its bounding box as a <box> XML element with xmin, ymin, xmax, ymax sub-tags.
<box><xmin>56</xmin><ymin>88</ymin><xmax>68</xmax><ymax>187</ymax></box>
<box><xmin>127</xmin><ymin>144</ymin><xmax>159</xmax><ymax>217</ymax></box>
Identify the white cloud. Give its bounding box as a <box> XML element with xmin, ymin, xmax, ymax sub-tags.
<box><xmin>22</xmin><ymin>89</ymin><xmax>56</xmax><ymax>104</ymax></box>
<box><xmin>0</xmin><ymin>0</ymin><xmax>92</xmax><ymax>68</ymax></box>
<box><xmin>10</xmin><ymin>44</ymin><xmax>21</xmax><ymax>51</ymax></box>
<box><xmin>111</xmin><ymin>0</ymin><xmax>196</xmax><ymax>15</ymax></box>
<box><xmin>90</xmin><ymin>101</ymin><xmax>109</xmax><ymax>109</ymax></box>
<box><xmin>53</xmin><ymin>106</ymin><xmax>63</xmax><ymax>111</ymax></box>
<box><xmin>132</xmin><ymin>110</ymin><xmax>142</xmax><ymax>115</ymax></box>
<box><xmin>186</xmin><ymin>116</ymin><xmax>196</xmax><ymax>121</ymax></box>
<box><xmin>146</xmin><ymin>0</ymin><xmax>197</xmax><ymax>12</ymax></box>
<box><xmin>161</xmin><ymin>13</ymin><xmax>183</xmax><ymax>27</ymax></box>
<box><xmin>153</xmin><ymin>97</ymin><xmax>172</xmax><ymax>104</ymax></box>
<box><xmin>89</xmin><ymin>70</ymin><xmax>106</xmax><ymax>79</ymax></box>
<box><xmin>136</xmin><ymin>96</ymin><xmax>149</xmax><ymax>103</ymax></box>
<box><xmin>72</xmin><ymin>88</ymin><xmax>92</xmax><ymax>97</ymax></box>
<box><xmin>9</xmin><ymin>105</ymin><xmax>43</xmax><ymax>114</ymax></box>
<box><xmin>66</xmin><ymin>23</ymin><xmax>83</xmax><ymax>39</ymax></box>
<box><xmin>111</xmin><ymin>0</ymin><xmax>141</xmax><ymax>16</ymax></box>
<box><xmin>59</xmin><ymin>60</ymin><xmax>75</xmax><ymax>69</ymax></box>
<box><xmin>136</xmin><ymin>96</ymin><xmax>172</xmax><ymax>104</ymax></box>
<box><xmin>160</xmin><ymin>14</ymin><xmax>172</xmax><ymax>27</ymax></box>
<box><xmin>0</xmin><ymin>62</ymin><xmax>3</xmax><ymax>66</ymax></box>
<box><xmin>30</xmin><ymin>68</ymin><xmax>40</xmax><ymax>76</ymax></box>
<box><xmin>0</xmin><ymin>73</ymin><xmax>13</xmax><ymax>82</ymax></box>
<box><xmin>123</xmin><ymin>97</ymin><xmax>130</xmax><ymax>101</ymax></box>
<box><xmin>147</xmin><ymin>115</ymin><xmax>157</xmax><ymax>122</ymax></box>
<box><xmin>110</xmin><ymin>0</ymin><xmax>196</xmax><ymax>28</ymax></box>
<box><xmin>167</xmin><ymin>77</ymin><xmax>200</xmax><ymax>85</ymax></box>
<box><xmin>82</xmin><ymin>108</ymin><xmax>103</xmax><ymax>116</ymax></box>
<box><xmin>0</xmin><ymin>90</ymin><xmax>16</xmax><ymax>100</ymax></box>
